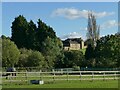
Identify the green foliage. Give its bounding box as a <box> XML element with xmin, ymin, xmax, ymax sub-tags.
<box><xmin>35</xmin><ymin>19</ymin><xmax>56</xmax><ymax>52</ymax></box>
<box><xmin>11</xmin><ymin>15</ymin><xmax>64</xmax><ymax>68</ymax></box>
<box><xmin>85</xmin><ymin>39</ymin><xmax>94</xmax><ymax>47</ymax></box>
<box><xmin>17</xmin><ymin>48</ymin><xmax>45</xmax><ymax>68</ymax></box>
<box><xmin>54</xmin><ymin>50</ymin><xmax>64</xmax><ymax>68</ymax></box>
<box><xmin>80</xmin><ymin>48</ymin><xmax>86</xmax><ymax>55</ymax></box>
<box><xmin>27</xmin><ymin>20</ymin><xmax>37</xmax><ymax>49</ymax></box>
<box><xmin>94</xmin><ymin>34</ymin><xmax>120</xmax><ymax>67</ymax></box>
<box><xmin>4</xmin><ymin>15</ymin><xmax>120</xmax><ymax>68</ymax></box>
<box><xmin>1</xmin><ymin>35</ymin><xmax>10</xmax><ymax>40</ymax></box>
<box><xmin>36</xmin><ymin>19</ymin><xmax>63</xmax><ymax>69</ymax></box>
<box><xmin>84</xmin><ymin>39</ymin><xmax>95</xmax><ymax>67</ymax></box>
<box><xmin>0</xmin><ymin>38</ymin><xmax>2</xmax><ymax>68</ymax></box>
<box><xmin>37</xmin><ymin>19</ymin><xmax>56</xmax><ymax>39</ymax></box>
<box><xmin>85</xmin><ymin>34</ymin><xmax>120</xmax><ymax>68</ymax></box>
<box><xmin>11</xmin><ymin>15</ymin><xmax>29</xmax><ymax>48</ymax></box>
<box><xmin>27</xmin><ymin>50</ymin><xmax>45</xmax><ymax>67</ymax></box>
<box><xmin>63</xmin><ymin>50</ymin><xmax>85</xmax><ymax>68</ymax></box>
<box><xmin>1</xmin><ymin>35</ymin><xmax>7</xmax><ymax>39</ymax></box>
<box><xmin>41</xmin><ymin>37</ymin><xmax>63</xmax><ymax>69</ymax></box>
<box><xmin>85</xmin><ymin>44</ymin><xmax>94</xmax><ymax>60</ymax></box>
<box><xmin>2</xmin><ymin>38</ymin><xmax>20</xmax><ymax>67</ymax></box>
<box><xmin>17</xmin><ymin>48</ymin><xmax>32</xmax><ymax>67</ymax></box>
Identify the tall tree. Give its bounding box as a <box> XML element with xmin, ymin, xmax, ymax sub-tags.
<box><xmin>85</xmin><ymin>44</ymin><xmax>94</xmax><ymax>60</ymax></box>
<box><xmin>84</xmin><ymin>44</ymin><xmax>96</xmax><ymax>67</ymax></box>
<box><xmin>41</xmin><ymin>36</ymin><xmax>63</xmax><ymax>69</ymax></box>
<box><xmin>11</xmin><ymin>15</ymin><xmax>29</xmax><ymax>48</ymax></box>
<box><xmin>35</xmin><ymin>19</ymin><xmax>56</xmax><ymax>51</ymax></box>
<box><xmin>11</xmin><ymin>15</ymin><xmax>63</xmax><ymax>68</ymax></box>
<box><xmin>35</xmin><ymin>19</ymin><xmax>63</xmax><ymax>68</ymax></box>
<box><xmin>85</xmin><ymin>12</ymin><xmax>100</xmax><ymax>67</ymax></box>
<box><xmin>27</xmin><ymin>20</ymin><xmax>37</xmax><ymax>49</ymax></box>
<box><xmin>87</xmin><ymin>12</ymin><xmax>100</xmax><ymax>47</ymax></box>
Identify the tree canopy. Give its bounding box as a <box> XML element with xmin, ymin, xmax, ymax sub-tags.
<box><xmin>2</xmin><ymin>15</ymin><xmax>120</xmax><ymax>69</ymax></box>
<box><xmin>11</xmin><ymin>15</ymin><xmax>29</xmax><ymax>48</ymax></box>
<box><xmin>2</xmin><ymin>38</ymin><xmax>20</xmax><ymax>67</ymax></box>
<box><xmin>11</xmin><ymin>15</ymin><xmax>63</xmax><ymax>69</ymax></box>
<box><xmin>63</xmin><ymin>50</ymin><xmax>85</xmax><ymax>68</ymax></box>
<box><xmin>94</xmin><ymin>34</ymin><xmax>120</xmax><ymax>67</ymax></box>
<box><xmin>17</xmin><ymin>48</ymin><xmax>45</xmax><ymax>68</ymax></box>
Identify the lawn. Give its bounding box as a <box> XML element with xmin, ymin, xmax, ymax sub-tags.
<box><xmin>2</xmin><ymin>71</ymin><xmax>119</xmax><ymax>88</ymax></box>
<box><xmin>2</xmin><ymin>80</ymin><xmax>118</xmax><ymax>88</ymax></box>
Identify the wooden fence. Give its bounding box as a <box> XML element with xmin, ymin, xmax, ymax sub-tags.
<box><xmin>1</xmin><ymin>71</ymin><xmax>119</xmax><ymax>84</ymax></box>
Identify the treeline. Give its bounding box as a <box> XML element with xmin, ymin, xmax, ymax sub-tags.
<box><xmin>1</xmin><ymin>15</ymin><xmax>120</xmax><ymax>69</ymax></box>
<box><xmin>85</xmin><ymin>34</ymin><xmax>120</xmax><ymax>68</ymax></box>
<box><xmin>2</xmin><ymin>15</ymin><xmax>63</xmax><ymax>69</ymax></box>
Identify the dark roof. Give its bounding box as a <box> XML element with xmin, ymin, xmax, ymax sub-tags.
<box><xmin>69</xmin><ymin>40</ymin><xmax>79</xmax><ymax>44</ymax></box>
<box><xmin>62</xmin><ymin>40</ymin><xmax>80</xmax><ymax>47</ymax></box>
<box><xmin>62</xmin><ymin>38</ymin><xmax>83</xmax><ymax>47</ymax></box>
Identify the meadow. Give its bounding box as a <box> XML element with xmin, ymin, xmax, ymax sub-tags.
<box><xmin>2</xmin><ymin>71</ymin><xmax>119</xmax><ymax>88</ymax></box>
<box><xmin>2</xmin><ymin>80</ymin><xmax>118</xmax><ymax>88</ymax></box>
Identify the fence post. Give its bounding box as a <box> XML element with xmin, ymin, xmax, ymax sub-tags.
<box><xmin>40</xmin><ymin>70</ymin><xmax>42</xmax><ymax>80</ymax></box>
<box><xmin>25</xmin><ymin>70</ymin><xmax>28</xmax><ymax>84</ymax></box>
<box><xmin>61</xmin><ymin>69</ymin><xmax>63</xmax><ymax>75</ymax></box>
<box><xmin>67</xmin><ymin>69</ymin><xmax>69</xmax><ymax>81</ymax></box>
<box><xmin>80</xmin><ymin>71</ymin><xmax>82</xmax><ymax>81</ymax></box>
<box><xmin>52</xmin><ymin>69</ymin><xmax>55</xmax><ymax>82</ymax></box>
<box><xmin>92</xmin><ymin>71</ymin><xmax>94</xmax><ymax>81</ymax></box>
<box><xmin>114</xmin><ymin>72</ymin><xmax>116</xmax><ymax>80</ymax></box>
<box><xmin>103</xmin><ymin>72</ymin><xmax>105</xmax><ymax>81</ymax></box>
<box><xmin>9</xmin><ymin>72</ymin><xmax>12</xmax><ymax>84</ymax></box>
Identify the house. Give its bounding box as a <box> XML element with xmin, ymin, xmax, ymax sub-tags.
<box><xmin>62</xmin><ymin>38</ymin><xmax>86</xmax><ymax>51</ymax></box>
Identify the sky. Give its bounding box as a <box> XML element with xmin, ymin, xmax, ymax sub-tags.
<box><xmin>2</xmin><ymin>2</ymin><xmax>118</xmax><ymax>40</ymax></box>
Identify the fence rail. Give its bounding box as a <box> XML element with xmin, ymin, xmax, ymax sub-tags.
<box><xmin>2</xmin><ymin>70</ymin><xmax>120</xmax><ymax>73</ymax></box>
<box><xmin>2</xmin><ymin>67</ymin><xmax>120</xmax><ymax>72</ymax></box>
<box><xmin>1</xmin><ymin>71</ymin><xmax>119</xmax><ymax>84</ymax></box>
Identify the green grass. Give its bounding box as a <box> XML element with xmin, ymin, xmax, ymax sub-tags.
<box><xmin>2</xmin><ymin>80</ymin><xmax>118</xmax><ymax>88</ymax></box>
<box><xmin>2</xmin><ymin>72</ymin><xmax>119</xmax><ymax>88</ymax></box>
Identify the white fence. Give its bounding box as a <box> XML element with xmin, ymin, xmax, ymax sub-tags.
<box><xmin>1</xmin><ymin>71</ymin><xmax>120</xmax><ymax>84</ymax></box>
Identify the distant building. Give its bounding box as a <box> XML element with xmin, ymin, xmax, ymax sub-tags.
<box><xmin>62</xmin><ymin>38</ymin><xmax>87</xmax><ymax>51</ymax></box>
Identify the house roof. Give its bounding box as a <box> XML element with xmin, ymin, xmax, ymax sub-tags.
<box><xmin>69</xmin><ymin>40</ymin><xmax>79</xmax><ymax>44</ymax></box>
<box><xmin>62</xmin><ymin>40</ymin><xmax>79</xmax><ymax>47</ymax></box>
<box><xmin>62</xmin><ymin>38</ymin><xmax>83</xmax><ymax>47</ymax></box>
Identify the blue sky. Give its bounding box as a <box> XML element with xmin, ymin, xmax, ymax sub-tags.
<box><xmin>2</xmin><ymin>2</ymin><xmax>118</xmax><ymax>40</ymax></box>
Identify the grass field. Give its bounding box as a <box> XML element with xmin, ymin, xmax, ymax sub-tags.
<box><xmin>2</xmin><ymin>71</ymin><xmax>119</xmax><ymax>88</ymax></box>
<box><xmin>2</xmin><ymin>80</ymin><xmax>118</xmax><ymax>88</ymax></box>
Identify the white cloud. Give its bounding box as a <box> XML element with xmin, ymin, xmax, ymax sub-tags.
<box><xmin>51</xmin><ymin>8</ymin><xmax>114</xmax><ymax>20</ymax></box>
<box><xmin>60</xmin><ymin>32</ymin><xmax>82</xmax><ymax>40</ymax></box>
<box><xmin>80</xmin><ymin>20</ymin><xmax>119</xmax><ymax>31</ymax></box>
<box><xmin>101</xmin><ymin>20</ymin><xmax>118</xmax><ymax>29</ymax></box>
<box><xmin>94</xmin><ymin>11</ymin><xmax>114</xmax><ymax>18</ymax></box>
<box><xmin>80</xmin><ymin>27</ymin><xmax>87</xmax><ymax>31</ymax></box>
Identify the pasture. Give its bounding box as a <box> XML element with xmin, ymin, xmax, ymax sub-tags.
<box><xmin>2</xmin><ymin>80</ymin><xmax>118</xmax><ymax>88</ymax></box>
<box><xmin>1</xmin><ymin>70</ymin><xmax>119</xmax><ymax>88</ymax></box>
